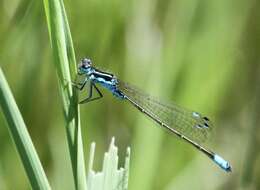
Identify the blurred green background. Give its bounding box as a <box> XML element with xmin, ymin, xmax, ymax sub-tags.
<box><xmin>0</xmin><ymin>0</ymin><xmax>260</xmax><ymax>189</ymax></box>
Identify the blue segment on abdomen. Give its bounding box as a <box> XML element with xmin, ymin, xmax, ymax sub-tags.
<box><xmin>213</xmin><ymin>154</ymin><xmax>231</xmax><ymax>172</ymax></box>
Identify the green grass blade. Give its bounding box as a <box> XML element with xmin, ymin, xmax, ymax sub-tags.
<box><xmin>87</xmin><ymin>137</ymin><xmax>130</xmax><ymax>190</ymax></box>
<box><xmin>0</xmin><ymin>67</ymin><xmax>51</xmax><ymax>190</ymax></box>
<box><xmin>43</xmin><ymin>0</ymin><xmax>87</xmax><ymax>189</ymax></box>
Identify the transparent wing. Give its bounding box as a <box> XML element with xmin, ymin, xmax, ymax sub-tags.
<box><xmin>117</xmin><ymin>80</ymin><xmax>213</xmax><ymax>143</ymax></box>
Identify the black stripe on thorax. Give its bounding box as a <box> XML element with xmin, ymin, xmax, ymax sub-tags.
<box><xmin>92</xmin><ymin>68</ymin><xmax>114</xmax><ymax>81</ymax></box>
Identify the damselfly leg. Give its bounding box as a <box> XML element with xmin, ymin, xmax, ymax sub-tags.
<box><xmin>72</xmin><ymin>81</ymin><xmax>87</xmax><ymax>90</ymax></box>
<box><xmin>78</xmin><ymin>82</ymin><xmax>103</xmax><ymax>104</ymax></box>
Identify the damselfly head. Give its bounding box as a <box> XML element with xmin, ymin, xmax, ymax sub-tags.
<box><xmin>79</xmin><ymin>58</ymin><xmax>92</xmax><ymax>68</ymax></box>
<box><xmin>78</xmin><ymin>58</ymin><xmax>92</xmax><ymax>74</ymax></box>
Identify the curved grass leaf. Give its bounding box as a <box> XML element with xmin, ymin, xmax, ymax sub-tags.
<box><xmin>0</xmin><ymin>68</ymin><xmax>51</xmax><ymax>190</ymax></box>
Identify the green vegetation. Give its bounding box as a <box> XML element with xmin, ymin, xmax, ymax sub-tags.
<box><xmin>43</xmin><ymin>0</ymin><xmax>86</xmax><ymax>189</ymax></box>
<box><xmin>87</xmin><ymin>137</ymin><xmax>130</xmax><ymax>190</ymax></box>
<box><xmin>0</xmin><ymin>68</ymin><xmax>50</xmax><ymax>189</ymax></box>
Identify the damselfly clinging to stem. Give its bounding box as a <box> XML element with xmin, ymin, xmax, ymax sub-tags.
<box><xmin>74</xmin><ymin>58</ymin><xmax>232</xmax><ymax>172</ymax></box>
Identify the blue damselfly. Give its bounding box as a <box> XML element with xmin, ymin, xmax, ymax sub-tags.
<box><xmin>74</xmin><ymin>58</ymin><xmax>231</xmax><ymax>172</ymax></box>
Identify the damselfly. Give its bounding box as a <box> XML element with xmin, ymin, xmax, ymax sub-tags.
<box><xmin>74</xmin><ymin>58</ymin><xmax>231</xmax><ymax>172</ymax></box>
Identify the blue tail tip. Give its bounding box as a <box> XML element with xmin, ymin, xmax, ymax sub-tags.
<box><xmin>213</xmin><ymin>154</ymin><xmax>232</xmax><ymax>172</ymax></box>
